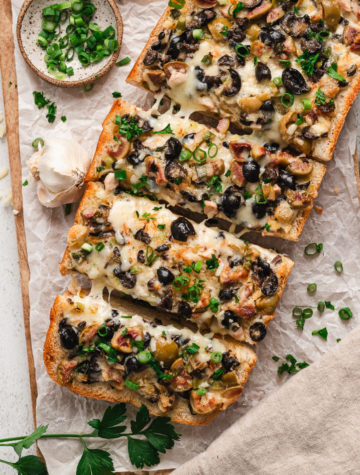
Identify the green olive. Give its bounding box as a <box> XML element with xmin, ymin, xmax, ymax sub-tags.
<box><xmin>321</xmin><ymin>0</ymin><xmax>341</xmax><ymax>31</ymax></box>
<box><xmin>255</xmin><ymin>295</ymin><xmax>279</xmax><ymax>314</ymax></box>
<box><xmin>208</xmin><ymin>17</ymin><xmax>231</xmax><ymax>42</ymax></box>
<box><xmin>153</xmin><ymin>338</ymin><xmax>179</xmax><ymax>367</ymax></box>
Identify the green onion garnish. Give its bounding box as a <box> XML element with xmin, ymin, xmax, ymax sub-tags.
<box><xmin>317</xmin><ymin>301</ymin><xmax>325</xmax><ymax>313</ymax></box>
<box><xmin>137</xmin><ymin>351</ymin><xmax>152</xmax><ymax>364</ymax></box>
<box><xmin>196</xmin><ymin>387</ymin><xmax>207</xmax><ymax>396</ymax></box>
<box><xmin>32</xmin><ymin>137</ymin><xmax>45</xmax><ymax>150</ymax></box>
<box><xmin>115</xmin><ymin>169</ymin><xmax>126</xmax><ymax>181</ymax></box>
<box><xmin>304</xmin><ymin>242</ymin><xmax>323</xmax><ymax>256</ymax></box>
<box><xmin>116</xmin><ymin>56</ymin><xmax>131</xmax><ymax>67</ymax></box>
<box><xmin>312</xmin><ymin>327</ymin><xmax>328</xmax><ymax>340</ymax></box>
<box><xmin>208</xmin><ymin>143</ymin><xmax>218</xmax><ymax>158</ymax></box>
<box><xmin>112</xmin><ymin>91</ymin><xmax>122</xmax><ymax>98</ymax></box>
<box><xmin>97</xmin><ymin>324</ymin><xmax>109</xmax><ymax>338</ymax></box>
<box><xmin>334</xmin><ymin>261</ymin><xmax>343</xmax><ymax>274</ymax></box>
<box><xmin>125</xmin><ymin>379</ymin><xmax>139</xmax><ymax>390</ymax></box>
<box><xmin>210</xmin><ymin>351</ymin><xmax>223</xmax><ymax>363</ymax></box>
<box><xmin>81</xmin><ymin>243</ymin><xmax>93</xmax><ymax>253</ymax></box>
<box><xmin>281</xmin><ymin>92</ymin><xmax>294</xmax><ymax>108</ymax></box>
<box><xmin>273</xmin><ymin>77</ymin><xmax>282</xmax><ymax>87</ymax></box>
<box><xmin>302</xmin><ymin>308</ymin><xmax>313</xmax><ymax>319</ymax></box>
<box><xmin>95</xmin><ymin>242</ymin><xmax>104</xmax><ymax>252</ymax></box>
<box><xmin>302</xmin><ymin>99</ymin><xmax>311</xmax><ymax>110</ymax></box>
<box><xmin>235</xmin><ymin>44</ymin><xmax>250</xmax><ymax>58</ymax></box>
<box><xmin>279</xmin><ymin>59</ymin><xmax>291</xmax><ymax>67</ymax></box>
<box><xmin>338</xmin><ymin>307</ymin><xmax>352</xmax><ymax>320</ymax></box>
<box><xmin>179</xmin><ymin>149</ymin><xmax>192</xmax><ymax>162</ymax></box>
<box><xmin>193</xmin><ymin>147</ymin><xmax>207</xmax><ymax>163</ymax></box>
<box><xmin>193</xmin><ymin>29</ymin><xmax>204</xmax><ymax>40</ymax></box>
<box><xmin>307</xmin><ymin>283</ymin><xmax>317</xmax><ymax>295</ymax></box>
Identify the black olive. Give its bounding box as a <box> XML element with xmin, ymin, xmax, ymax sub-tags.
<box><xmin>167</xmin><ymin>35</ymin><xmax>182</xmax><ymax>59</ymax></box>
<box><xmin>137</xmin><ymin>250</ymin><xmax>145</xmax><ymax>263</ymax></box>
<box><xmin>222</xmin><ymin>68</ymin><xmax>241</xmax><ymax>97</ymax></box>
<box><xmin>165</xmin><ymin>161</ymin><xmax>187</xmax><ymax>184</ymax></box>
<box><xmin>302</xmin><ymin>126</ymin><xmax>320</xmax><ymax>140</ymax></box>
<box><xmin>155</xmin><ymin>244</ymin><xmax>170</xmax><ymax>252</ymax></box>
<box><xmin>255</xmin><ymin>62</ymin><xmax>272</xmax><ymax>82</ymax></box>
<box><xmin>219</xmin><ymin>288</ymin><xmax>235</xmax><ymax>301</ymax></box>
<box><xmin>143</xmin><ymin>49</ymin><xmax>158</xmax><ymax>66</ymax></box>
<box><xmin>264</xmin><ymin>142</ymin><xmax>279</xmax><ymax>153</ymax></box>
<box><xmin>249</xmin><ymin>322</ymin><xmax>267</xmax><ymax>342</ymax></box>
<box><xmin>171</xmin><ymin>217</ymin><xmax>196</xmax><ymax>241</ymax></box>
<box><xmin>147</xmin><ymin>277</ymin><xmax>157</xmax><ymax>291</ymax></box>
<box><xmin>220</xmin><ymin>185</ymin><xmax>243</xmax><ymax>219</ymax></box>
<box><xmin>165</xmin><ymin>137</ymin><xmax>182</xmax><ymax>160</ymax></box>
<box><xmin>251</xmin><ymin>258</ymin><xmax>271</xmax><ymax>279</ymax></box>
<box><xmin>300</xmin><ymin>38</ymin><xmax>322</xmax><ymax>55</ymax></box>
<box><xmin>222</xmin><ymin>352</ymin><xmax>240</xmax><ymax>372</ymax></box>
<box><xmin>180</xmin><ymin>190</ymin><xmax>198</xmax><ymax>202</ymax></box>
<box><xmin>133</xmin><ymin>139</ymin><xmax>143</xmax><ymax>151</ymax></box>
<box><xmin>151</xmin><ymin>40</ymin><xmax>166</xmax><ymax>51</ymax></box>
<box><xmin>218</xmin><ymin>54</ymin><xmax>235</xmax><ymax>67</ymax></box>
<box><xmin>347</xmin><ymin>65</ymin><xmax>357</xmax><ymax>77</ymax></box>
<box><xmin>205</xmin><ymin>218</ymin><xmax>219</xmax><ymax>227</ymax></box>
<box><xmin>223</xmin><ymin>141</ymin><xmax>229</xmax><ymax>148</ymax></box>
<box><xmin>157</xmin><ymin>267</ymin><xmax>175</xmax><ymax>285</ymax></box>
<box><xmin>282</xmin><ymin>13</ymin><xmax>309</xmax><ymax>38</ymax></box>
<box><xmin>243</xmin><ymin>160</ymin><xmax>260</xmax><ymax>182</ymax></box>
<box><xmin>159</xmin><ymin>289</ymin><xmax>173</xmax><ymax>310</ymax></box>
<box><xmin>77</xmin><ymin>321</ymin><xmax>86</xmax><ymax>330</ymax></box>
<box><xmin>261</xmin><ymin>273</ymin><xmax>279</xmax><ymax>296</ymax></box>
<box><xmin>259</xmin><ymin>28</ymin><xmax>285</xmax><ymax>45</ymax></box>
<box><xmin>173</xmin><ymin>335</ymin><xmax>190</xmax><ymax>346</ymax></box>
<box><xmin>113</xmin><ymin>267</ymin><xmax>137</xmax><ymax>289</ymax></box>
<box><xmin>260</xmin><ymin>100</ymin><xmax>274</xmax><ymax>112</ymax></box>
<box><xmin>261</xmin><ymin>167</ymin><xmax>278</xmax><ymax>183</ymax></box>
<box><xmin>282</xmin><ymin>68</ymin><xmax>309</xmax><ymax>95</ymax></box>
<box><xmin>127</xmin><ymin>151</ymin><xmax>144</xmax><ymax>167</ymax></box>
<box><xmin>135</xmin><ymin>227</ymin><xmax>151</xmax><ymax>244</ymax></box>
<box><xmin>125</xmin><ymin>355</ymin><xmax>142</xmax><ymax>372</ymax></box>
<box><xmin>59</xmin><ymin>325</ymin><xmax>79</xmax><ymax>349</ymax></box>
<box><xmin>143</xmin><ymin>332</ymin><xmax>151</xmax><ymax>348</ymax></box>
<box><xmin>221</xmin><ymin>310</ymin><xmax>239</xmax><ymax>329</ymax></box>
<box><xmin>191</xmin><ymin>9</ymin><xmax>216</xmax><ymax>28</ymax></box>
<box><xmin>278</xmin><ymin>169</ymin><xmax>296</xmax><ymax>190</ymax></box>
<box><xmin>252</xmin><ymin>202</ymin><xmax>268</xmax><ymax>219</ymax></box>
<box><xmin>178</xmin><ymin>301</ymin><xmax>192</xmax><ymax>319</ymax></box>
<box><xmin>112</xmin><ymin>309</ymin><xmax>119</xmax><ymax>318</ymax></box>
<box><xmin>182</xmin><ymin>133</ymin><xmax>195</xmax><ymax>143</ymax></box>
<box><xmin>228</xmin><ymin>26</ymin><xmax>246</xmax><ymax>45</ymax></box>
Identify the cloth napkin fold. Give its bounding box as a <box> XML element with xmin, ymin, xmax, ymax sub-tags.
<box><xmin>174</xmin><ymin>325</ymin><xmax>360</xmax><ymax>475</ymax></box>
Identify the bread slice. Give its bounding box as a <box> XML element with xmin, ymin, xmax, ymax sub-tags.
<box><xmin>126</xmin><ymin>0</ymin><xmax>360</xmax><ymax>162</ymax></box>
<box><xmin>44</xmin><ymin>291</ymin><xmax>257</xmax><ymax>425</ymax></box>
<box><xmin>60</xmin><ymin>181</ymin><xmax>294</xmax><ymax>345</ymax></box>
<box><xmin>85</xmin><ymin>98</ymin><xmax>326</xmax><ymax>241</ymax></box>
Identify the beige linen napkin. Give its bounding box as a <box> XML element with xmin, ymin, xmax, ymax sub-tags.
<box><xmin>174</xmin><ymin>326</ymin><xmax>360</xmax><ymax>475</ymax></box>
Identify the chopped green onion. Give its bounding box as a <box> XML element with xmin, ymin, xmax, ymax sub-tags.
<box><xmin>208</xmin><ymin>143</ymin><xmax>218</xmax><ymax>158</ymax></box>
<box><xmin>295</xmin><ymin>114</ymin><xmax>304</xmax><ymax>125</ymax></box>
<box><xmin>179</xmin><ymin>149</ymin><xmax>192</xmax><ymax>162</ymax></box>
<box><xmin>327</xmin><ymin>63</ymin><xmax>346</xmax><ymax>83</ymax></box>
<box><xmin>152</xmin><ymin>124</ymin><xmax>174</xmax><ymax>135</ymax></box>
<box><xmin>317</xmin><ymin>30</ymin><xmax>330</xmax><ymax>41</ymax></box>
<box><xmin>32</xmin><ymin>137</ymin><xmax>45</xmax><ymax>150</ymax></box>
<box><xmin>192</xmin><ymin>261</ymin><xmax>203</xmax><ymax>273</ymax></box>
<box><xmin>95</xmin><ymin>242</ymin><xmax>104</xmax><ymax>252</ymax></box>
<box><xmin>116</xmin><ymin>57</ymin><xmax>131</xmax><ymax>67</ymax></box>
<box><xmin>196</xmin><ymin>387</ymin><xmax>207</xmax><ymax>396</ymax></box>
<box><xmin>210</xmin><ymin>351</ymin><xmax>223</xmax><ymax>363</ymax></box>
<box><xmin>231</xmin><ymin>1</ymin><xmax>244</xmax><ymax>18</ymax></box>
<box><xmin>112</xmin><ymin>91</ymin><xmax>122</xmax><ymax>98</ymax></box>
<box><xmin>61</xmin><ymin>115</ymin><xmax>67</xmax><ymax>122</ymax></box>
<box><xmin>273</xmin><ymin>77</ymin><xmax>282</xmax><ymax>86</ymax></box>
<box><xmin>235</xmin><ymin>44</ymin><xmax>250</xmax><ymax>58</ymax></box>
<box><xmin>42</xmin><ymin>20</ymin><xmax>57</xmax><ymax>32</ymax></box>
<box><xmin>339</xmin><ymin>307</ymin><xmax>352</xmax><ymax>321</ymax></box>
<box><xmin>281</xmin><ymin>92</ymin><xmax>294</xmax><ymax>108</ymax></box>
<box><xmin>312</xmin><ymin>327</ymin><xmax>328</xmax><ymax>340</ymax></box>
<box><xmin>307</xmin><ymin>283</ymin><xmax>317</xmax><ymax>295</ymax></box>
<box><xmin>304</xmin><ymin>242</ymin><xmax>323</xmax><ymax>256</ymax></box>
<box><xmin>325</xmin><ymin>301</ymin><xmax>335</xmax><ymax>310</ymax></box>
<box><xmin>193</xmin><ymin>147</ymin><xmax>207</xmax><ymax>163</ymax></box>
<box><xmin>115</xmin><ymin>169</ymin><xmax>126</xmax><ymax>181</ymax></box>
<box><xmin>212</xmin><ymin>368</ymin><xmax>224</xmax><ymax>380</ymax></box>
<box><xmin>22</xmin><ymin>180</ymin><xmax>29</xmax><ymax>187</ymax></box>
<box><xmin>334</xmin><ymin>261</ymin><xmax>343</xmax><ymax>274</ymax></box>
<box><xmin>137</xmin><ymin>351</ymin><xmax>152</xmax><ymax>364</ymax></box>
<box><xmin>201</xmin><ymin>54</ymin><xmax>212</xmax><ymax>65</ymax></box>
<box><xmin>82</xmin><ymin>83</ymin><xmax>94</xmax><ymax>92</ymax></box>
<box><xmin>97</xmin><ymin>324</ymin><xmax>109</xmax><ymax>338</ymax></box>
<box><xmin>125</xmin><ymin>379</ymin><xmax>139</xmax><ymax>390</ymax></box>
<box><xmin>193</xmin><ymin>29</ymin><xmax>204</xmax><ymax>40</ymax></box>
<box><xmin>81</xmin><ymin>243</ymin><xmax>93</xmax><ymax>253</ymax></box>
<box><xmin>302</xmin><ymin>99</ymin><xmax>311</xmax><ymax>110</ymax></box>
<box><xmin>186</xmin><ymin>343</ymin><xmax>200</xmax><ymax>354</ymax></box>
<box><xmin>279</xmin><ymin>59</ymin><xmax>291</xmax><ymax>67</ymax></box>
<box><xmin>302</xmin><ymin>308</ymin><xmax>313</xmax><ymax>319</ymax></box>
<box><xmin>317</xmin><ymin>301</ymin><xmax>325</xmax><ymax>313</ymax></box>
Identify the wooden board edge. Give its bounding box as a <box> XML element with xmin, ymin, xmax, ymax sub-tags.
<box><xmin>0</xmin><ymin>0</ymin><xmax>38</xmax><ymax>436</ymax></box>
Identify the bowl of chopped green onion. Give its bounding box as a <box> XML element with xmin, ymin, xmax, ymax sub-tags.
<box><xmin>16</xmin><ymin>0</ymin><xmax>123</xmax><ymax>87</ymax></box>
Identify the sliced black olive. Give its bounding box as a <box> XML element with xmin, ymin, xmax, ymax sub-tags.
<box><xmin>135</xmin><ymin>227</ymin><xmax>151</xmax><ymax>244</ymax></box>
<box><xmin>171</xmin><ymin>217</ymin><xmax>196</xmax><ymax>241</ymax></box>
<box><xmin>151</xmin><ymin>40</ymin><xmax>166</xmax><ymax>51</ymax></box>
<box><xmin>205</xmin><ymin>218</ymin><xmax>219</xmax><ymax>227</ymax></box>
<box><xmin>143</xmin><ymin>332</ymin><xmax>151</xmax><ymax>348</ymax></box>
<box><xmin>260</xmin><ymin>100</ymin><xmax>274</xmax><ymax>112</ymax></box>
<box><xmin>157</xmin><ymin>267</ymin><xmax>175</xmax><ymax>285</ymax></box>
<box><xmin>243</xmin><ymin>160</ymin><xmax>260</xmax><ymax>182</ymax></box>
<box><xmin>165</xmin><ymin>137</ymin><xmax>182</xmax><ymax>160</ymax></box>
<box><xmin>218</xmin><ymin>54</ymin><xmax>235</xmax><ymax>67</ymax></box>
<box><xmin>300</xmin><ymin>38</ymin><xmax>322</xmax><ymax>55</ymax></box>
<box><xmin>125</xmin><ymin>355</ymin><xmax>142</xmax><ymax>372</ymax></box>
<box><xmin>221</xmin><ymin>310</ymin><xmax>239</xmax><ymax>329</ymax></box>
<box><xmin>281</xmin><ymin>13</ymin><xmax>310</xmax><ymax>38</ymax></box>
<box><xmin>191</xmin><ymin>8</ymin><xmax>216</xmax><ymax>28</ymax></box>
<box><xmin>59</xmin><ymin>325</ymin><xmax>78</xmax><ymax>349</ymax></box>
<box><xmin>252</xmin><ymin>202</ymin><xmax>268</xmax><ymax>219</ymax></box>
<box><xmin>259</xmin><ymin>28</ymin><xmax>285</xmax><ymax>45</ymax></box>
<box><xmin>147</xmin><ymin>277</ymin><xmax>157</xmax><ymax>291</ymax></box>
<box><xmin>242</xmin><ymin>0</ymin><xmax>262</xmax><ymax>8</ymax></box>
<box><xmin>167</xmin><ymin>35</ymin><xmax>182</xmax><ymax>59</ymax></box>
<box><xmin>228</xmin><ymin>26</ymin><xmax>246</xmax><ymax>45</ymax></box>
<box><xmin>222</xmin><ymin>352</ymin><xmax>240</xmax><ymax>372</ymax></box>
<box><xmin>255</xmin><ymin>62</ymin><xmax>272</xmax><ymax>82</ymax></box>
<box><xmin>127</xmin><ymin>151</ymin><xmax>144</xmax><ymax>167</ymax></box>
<box><xmin>347</xmin><ymin>65</ymin><xmax>357</xmax><ymax>77</ymax></box>
<box><xmin>278</xmin><ymin>169</ymin><xmax>296</xmax><ymax>190</ymax></box>
<box><xmin>222</xmin><ymin>68</ymin><xmax>241</xmax><ymax>97</ymax></box>
<box><xmin>302</xmin><ymin>126</ymin><xmax>320</xmax><ymax>140</ymax></box>
<box><xmin>113</xmin><ymin>267</ymin><xmax>137</xmax><ymax>289</ymax></box>
<box><xmin>219</xmin><ymin>288</ymin><xmax>236</xmax><ymax>301</ymax></box>
<box><xmin>282</xmin><ymin>68</ymin><xmax>309</xmax><ymax>95</ymax></box>
<box><xmin>155</xmin><ymin>244</ymin><xmax>170</xmax><ymax>252</ymax></box>
<box><xmin>165</xmin><ymin>160</ymin><xmax>187</xmax><ymax>184</ymax></box>
<box><xmin>112</xmin><ymin>309</ymin><xmax>119</xmax><ymax>318</ymax></box>
<box><xmin>251</xmin><ymin>257</ymin><xmax>271</xmax><ymax>279</ymax></box>
<box><xmin>220</xmin><ymin>185</ymin><xmax>243</xmax><ymax>219</ymax></box>
<box><xmin>261</xmin><ymin>167</ymin><xmax>278</xmax><ymax>183</ymax></box>
<box><xmin>159</xmin><ymin>289</ymin><xmax>173</xmax><ymax>310</ymax></box>
<box><xmin>143</xmin><ymin>49</ymin><xmax>158</xmax><ymax>66</ymax></box>
<box><xmin>178</xmin><ymin>301</ymin><xmax>192</xmax><ymax>319</ymax></box>
<box><xmin>261</xmin><ymin>273</ymin><xmax>279</xmax><ymax>296</ymax></box>
<box><xmin>137</xmin><ymin>249</ymin><xmax>145</xmax><ymax>263</ymax></box>
<box><xmin>249</xmin><ymin>322</ymin><xmax>267</xmax><ymax>342</ymax></box>
<box><xmin>264</xmin><ymin>142</ymin><xmax>279</xmax><ymax>153</ymax></box>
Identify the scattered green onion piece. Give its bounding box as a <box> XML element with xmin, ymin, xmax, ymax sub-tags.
<box><xmin>179</xmin><ymin>149</ymin><xmax>192</xmax><ymax>162</ymax></box>
<box><xmin>66</xmin><ymin>66</ymin><xmax>74</xmax><ymax>76</ymax></box>
<box><xmin>22</xmin><ymin>180</ymin><xmax>28</xmax><ymax>187</ymax></box>
<box><xmin>65</xmin><ymin>47</ymin><xmax>75</xmax><ymax>61</ymax></box>
<box><xmin>82</xmin><ymin>83</ymin><xmax>94</xmax><ymax>92</ymax></box>
<box><xmin>81</xmin><ymin>242</ymin><xmax>93</xmax><ymax>253</ymax></box>
<box><xmin>32</xmin><ymin>137</ymin><xmax>45</xmax><ymax>150</ymax></box>
<box><xmin>273</xmin><ymin>77</ymin><xmax>282</xmax><ymax>86</ymax></box>
<box><xmin>339</xmin><ymin>307</ymin><xmax>352</xmax><ymax>320</ymax></box>
<box><xmin>317</xmin><ymin>30</ymin><xmax>330</xmax><ymax>41</ymax></box>
<box><xmin>334</xmin><ymin>261</ymin><xmax>343</xmax><ymax>274</ymax></box>
<box><xmin>307</xmin><ymin>283</ymin><xmax>317</xmax><ymax>295</ymax></box>
<box><xmin>302</xmin><ymin>308</ymin><xmax>313</xmax><ymax>319</ymax></box>
<box><xmin>281</xmin><ymin>92</ymin><xmax>294</xmax><ymax>108</ymax></box>
<box><xmin>95</xmin><ymin>242</ymin><xmax>104</xmax><ymax>252</ymax></box>
<box><xmin>42</xmin><ymin>20</ymin><xmax>57</xmax><ymax>32</ymax></box>
<box><xmin>37</xmin><ymin>35</ymin><xmax>48</xmax><ymax>48</ymax></box>
<box><xmin>302</xmin><ymin>99</ymin><xmax>311</xmax><ymax>110</ymax></box>
<box><xmin>125</xmin><ymin>379</ymin><xmax>139</xmax><ymax>390</ymax></box>
<box><xmin>193</xmin><ymin>29</ymin><xmax>204</xmax><ymax>40</ymax></box>
<box><xmin>116</xmin><ymin>57</ymin><xmax>131</xmax><ymax>67</ymax></box>
<box><xmin>317</xmin><ymin>301</ymin><xmax>325</xmax><ymax>313</ymax></box>
<box><xmin>137</xmin><ymin>351</ymin><xmax>152</xmax><ymax>364</ymax></box>
<box><xmin>304</xmin><ymin>242</ymin><xmax>322</xmax><ymax>256</ymax></box>
<box><xmin>312</xmin><ymin>327</ymin><xmax>328</xmax><ymax>340</ymax></box>
<box><xmin>235</xmin><ymin>44</ymin><xmax>250</xmax><ymax>58</ymax></box>
<box><xmin>72</xmin><ymin>1</ymin><xmax>83</xmax><ymax>13</ymax></box>
<box><xmin>292</xmin><ymin>306</ymin><xmax>303</xmax><ymax>318</ymax></box>
<box><xmin>97</xmin><ymin>324</ymin><xmax>109</xmax><ymax>338</ymax></box>
<box><xmin>279</xmin><ymin>59</ymin><xmax>291</xmax><ymax>67</ymax></box>
<box><xmin>208</xmin><ymin>143</ymin><xmax>218</xmax><ymax>158</ymax></box>
<box><xmin>193</xmin><ymin>148</ymin><xmax>207</xmax><ymax>163</ymax></box>
<box><xmin>210</xmin><ymin>352</ymin><xmax>223</xmax><ymax>363</ymax></box>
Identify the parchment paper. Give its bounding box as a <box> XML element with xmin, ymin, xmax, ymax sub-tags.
<box><xmin>11</xmin><ymin>0</ymin><xmax>360</xmax><ymax>473</ymax></box>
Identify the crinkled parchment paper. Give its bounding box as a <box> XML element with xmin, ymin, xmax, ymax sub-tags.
<box><xmin>11</xmin><ymin>0</ymin><xmax>360</xmax><ymax>472</ymax></box>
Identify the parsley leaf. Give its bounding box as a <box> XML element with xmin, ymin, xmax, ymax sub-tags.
<box><xmin>46</xmin><ymin>102</ymin><xmax>57</xmax><ymax>123</ymax></box>
<box><xmin>76</xmin><ymin>447</ymin><xmax>114</xmax><ymax>475</ymax></box>
<box><xmin>131</xmin><ymin>404</ymin><xmax>151</xmax><ymax>434</ymax></box>
<box><xmin>128</xmin><ymin>437</ymin><xmax>159</xmax><ymax>469</ymax></box>
<box><xmin>277</xmin><ymin>354</ymin><xmax>309</xmax><ymax>375</ymax></box>
<box><xmin>315</xmin><ymin>88</ymin><xmax>326</xmax><ymax>106</ymax></box>
<box><xmin>152</xmin><ymin>124</ymin><xmax>174</xmax><ymax>135</ymax></box>
<box><xmin>206</xmin><ymin>254</ymin><xmax>219</xmax><ymax>271</ymax></box>
<box><xmin>296</xmin><ymin>50</ymin><xmax>319</xmax><ymax>76</ymax></box>
<box><xmin>88</xmin><ymin>403</ymin><xmax>127</xmax><ymax>439</ymax></box>
<box><xmin>115</xmin><ymin>115</ymin><xmax>143</xmax><ymax>140</ymax></box>
<box><xmin>327</xmin><ymin>63</ymin><xmax>346</xmax><ymax>83</ymax></box>
<box><xmin>11</xmin><ymin>455</ymin><xmax>47</xmax><ymax>475</ymax></box>
<box><xmin>13</xmin><ymin>425</ymin><xmax>48</xmax><ymax>456</ymax></box>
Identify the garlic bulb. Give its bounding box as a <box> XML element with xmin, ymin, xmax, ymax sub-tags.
<box><xmin>27</xmin><ymin>136</ymin><xmax>91</xmax><ymax>208</ymax></box>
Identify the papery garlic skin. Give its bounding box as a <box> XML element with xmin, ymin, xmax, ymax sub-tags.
<box><xmin>27</xmin><ymin>137</ymin><xmax>91</xmax><ymax>208</ymax></box>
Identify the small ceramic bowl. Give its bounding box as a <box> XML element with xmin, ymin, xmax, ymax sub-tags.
<box><xmin>16</xmin><ymin>0</ymin><xmax>123</xmax><ymax>88</ymax></box>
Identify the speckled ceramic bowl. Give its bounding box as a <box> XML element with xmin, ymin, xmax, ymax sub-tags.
<box><xmin>16</xmin><ymin>0</ymin><xmax>123</xmax><ymax>88</ymax></box>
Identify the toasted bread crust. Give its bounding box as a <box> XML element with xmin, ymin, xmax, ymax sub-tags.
<box><xmin>44</xmin><ymin>292</ymin><xmax>257</xmax><ymax>425</ymax></box>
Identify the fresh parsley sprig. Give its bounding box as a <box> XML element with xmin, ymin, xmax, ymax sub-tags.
<box><xmin>0</xmin><ymin>403</ymin><xmax>181</xmax><ymax>473</ymax></box>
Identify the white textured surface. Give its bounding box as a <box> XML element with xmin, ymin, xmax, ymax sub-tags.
<box><xmin>0</xmin><ymin>79</ymin><xmax>34</xmax><ymax>472</ymax></box>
